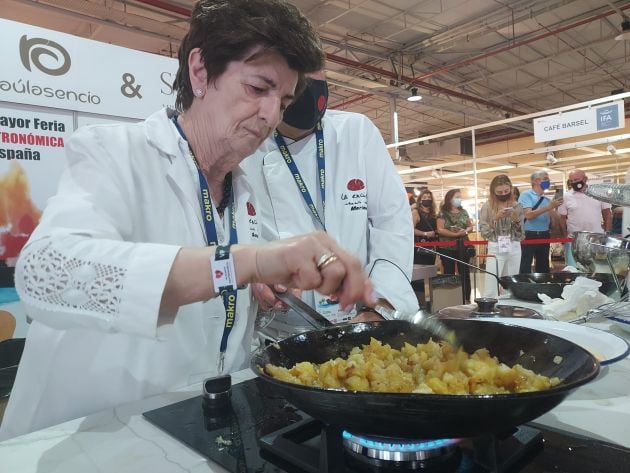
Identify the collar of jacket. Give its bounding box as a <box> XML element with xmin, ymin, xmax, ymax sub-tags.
<box><xmin>144</xmin><ymin>108</ymin><xmax>183</xmax><ymax>159</ymax></box>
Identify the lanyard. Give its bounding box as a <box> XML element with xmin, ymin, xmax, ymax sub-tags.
<box><xmin>172</xmin><ymin>116</ymin><xmax>237</xmax><ymax>371</ymax></box>
<box><xmin>273</xmin><ymin>122</ymin><xmax>326</xmax><ymax>230</ymax></box>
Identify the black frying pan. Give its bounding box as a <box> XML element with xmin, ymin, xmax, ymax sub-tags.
<box><xmin>251</xmin><ymin>319</ymin><xmax>599</xmax><ymax>439</ymax></box>
<box><xmin>499</xmin><ymin>272</ymin><xmax>620</xmax><ymax>302</ymax></box>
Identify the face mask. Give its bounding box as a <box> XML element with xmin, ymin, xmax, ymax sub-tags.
<box><xmin>420</xmin><ymin>199</ymin><xmax>432</xmax><ymax>207</ymax></box>
<box><xmin>452</xmin><ymin>197</ymin><xmax>462</xmax><ymax>207</ymax></box>
<box><xmin>571</xmin><ymin>181</ymin><xmax>585</xmax><ymax>192</ymax></box>
<box><xmin>495</xmin><ymin>193</ymin><xmax>511</xmax><ymax>202</ymax></box>
<box><xmin>281</xmin><ymin>79</ymin><xmax>328</xmax><ymax>130</ymax></box>
<box><xmin>540</xmin><ymin>180</ymin><xmax>551</xmax><ymax>190</ymax></box>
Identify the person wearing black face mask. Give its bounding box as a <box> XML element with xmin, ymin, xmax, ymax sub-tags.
<box><xmin>557</xmin><ymin>169</ymin><xmax>612</xmax><ymax>267</ymax></box>
<box><xmin>414</xmin><ymin>190</ymin><xmax>438</xmax><ymax>265</ymax></box>
<box><xmin>243</xmin><ymin>70</ymin><xmax>419</xmax><ymax>326</ymax></box>
<box><xmin>479</xmin><ymin>175</ymin><xmax>524</xmax><ymax>297</ymax></box>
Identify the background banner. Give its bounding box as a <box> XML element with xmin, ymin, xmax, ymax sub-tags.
<box><xmin>0</xmin><ymin>17</ymin><xmax>178</xmax><ymax>338</ymax></box>
<box><xmin>0</xmin><ymin>103</ymin><xmax>73</xmax><ymax>262</ymax></box>
<box><xmin>0</xmin><ymin>18</ymin><xmax>178</xmax><ymax>119</ymax></box>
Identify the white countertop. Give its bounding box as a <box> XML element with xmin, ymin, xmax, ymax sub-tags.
<box><xmin>1</xmin><ymin>317</ymin><xmax>630</xmax><ymax>473</ymax></box>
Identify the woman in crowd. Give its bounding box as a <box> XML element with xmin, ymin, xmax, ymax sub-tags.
<box><xmin>0</xmin><ymin>0</ymin><xmax>372</xmax><ymax>440</ymax></box>
<box><xmin>437</xmin><ymin>189</ymin><xmax>473</xmax><ymax>303</ymax></box>
<box><xmin>414</xmin><ymin>189</ymin><xmax>438</xmax><ymax>266</ymax></box>
<box><xmin>479</xmin><ymin>175</ymin><xmax>524</xmax><ymax>297</ymax></box>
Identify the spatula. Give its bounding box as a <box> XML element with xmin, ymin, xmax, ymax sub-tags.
<box><xmin>274</xmin><ymin>291</ymin><xmax>460</xmax><ymax>347</ymax></box>
<box><xmin>373</xmin><ymin>305</ymin><xmax>461</xmax><ymax>348</ymax></box>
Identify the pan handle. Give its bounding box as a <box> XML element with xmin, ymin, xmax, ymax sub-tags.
<box><xmin>419</xmin><ymin>246</ymin><xmax>502</xmax><ymax>284</ymax></box>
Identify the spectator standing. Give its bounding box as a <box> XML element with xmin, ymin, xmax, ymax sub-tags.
<box><xmin>414</xmin><ymin>189</ymin><xmax>438</xmax><ymax>266</ymax></box>
<box><xmin>478</xmin><ymin>175</ymin><xmax>524</xmax><ymax>297</ymax></box>
<box><xmin>558</xmin><ymin>169</ymin><xmax>612</xmax><ymax>267</ymax></box>
<box><xmin>437</xmin><ymin>189</ymin><xmax>473</xmax><ymax>303</ymax></box>
<box><xmin>518</xmin><ymin>170</ymin><xmax>563</xmax><ymax>273</ymax></box>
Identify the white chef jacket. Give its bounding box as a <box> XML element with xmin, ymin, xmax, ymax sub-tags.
<box><xmin>242</xmin><ymin>110</ymin><xmax>418</xmax><ymax>316</ymax></box>
<box><xmin>0</xmin><ymin>109</ymin><xmax>261</xmax><ymax>439</ymax></box>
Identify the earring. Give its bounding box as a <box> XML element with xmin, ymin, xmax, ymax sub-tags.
<box><xmin>194</xmin><ymin>88</ymin><xmax>205</xmax><ymax>98</ymax></box>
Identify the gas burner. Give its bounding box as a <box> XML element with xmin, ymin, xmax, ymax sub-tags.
<box><xmin>343</xmin><ymin>431</ymin><xmax>459</xmax><ymax>468</ymax></box>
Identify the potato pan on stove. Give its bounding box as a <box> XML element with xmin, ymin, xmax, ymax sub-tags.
<box><xmin>251</xmin><ymin>319</ymin><xmax>599</xmax><ymax>439</ymax></box>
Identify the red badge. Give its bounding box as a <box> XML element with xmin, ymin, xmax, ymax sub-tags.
<box><xmin>246</xmin><ymin>202</ymin><xmax>256</xmax><ymax>216</ymax></box>
<box><xmin>317</xmin><ymin>95</ymin><xmax>327</xmax><ymax>111</ymax></box>
<box><xmin>347</xmin><ymin>179</ymin><xmax>365</xmax><ymax>191</ymax></box>
<box><xmin>215</xmin><ymin>270</ymin><xmax>223</xmax><ymax>278</ymax></box>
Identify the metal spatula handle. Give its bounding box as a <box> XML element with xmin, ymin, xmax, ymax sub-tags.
<box><xmin>273</xmin><ymin>291</ymin><xmax>333</xmax><ymax>328</ymax></box>
<box><xmin>374</xmin><ymin>304</ymin><xmax>460</xmax><ymax>348</ymax></box>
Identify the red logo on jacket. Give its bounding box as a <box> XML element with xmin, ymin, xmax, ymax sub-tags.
<box><xmin>246</xmin><ymin>202</ymin><xmax>256</xmax><ymax>216</ymax></box>
<box><xmin>347</xmin><ymin>179</ymin><xmax>365</xmax><ymax>191</ymax></box>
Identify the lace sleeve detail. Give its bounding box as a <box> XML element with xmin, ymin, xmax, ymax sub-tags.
<box><xmin>18</xmin><ymin>241</ymin><xmax>126</xmax><ymax>316</ymax></box>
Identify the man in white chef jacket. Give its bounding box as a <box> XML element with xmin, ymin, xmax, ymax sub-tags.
<box><xmin>243</xmin><ymin>71</ymin><xmax>418</xmax><ymax>323</ymax></box>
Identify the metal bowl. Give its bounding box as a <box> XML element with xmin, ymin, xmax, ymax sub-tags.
<box><xmin>571</xmin><ymin>231</ymin><xmax>630</xmax><ymax>274</ymax></box>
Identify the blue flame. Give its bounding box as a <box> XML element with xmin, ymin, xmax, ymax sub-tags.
<box><xmin>343</xmin><ymin>431</ymin><xmax>457</xmax><ymax>452</ymax></box>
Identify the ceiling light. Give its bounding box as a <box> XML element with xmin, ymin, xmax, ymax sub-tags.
<box><xmin>615</xmin><ymin>19</ymin><xmax>630</xmax><ymax>41</ymax></box>
<box><xmin>407</xmin><ymin>87</ymin><xmax>422</xmax><ymax>102</ymax></box>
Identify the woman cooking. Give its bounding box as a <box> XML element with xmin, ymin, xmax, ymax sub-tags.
<box><xmin>437</xmin><ymin>189</ymin><xmax>474</xmax><ymax>303</ymax></box>
<box><xmin>0</xmin><ymin>0</ymin><xmax>372</xmax><ymax>440</ymax></box>
<box><xmin>479</xmin><ymin>175</ymin><xmax>524</xmax><ymax>297</ymax></box>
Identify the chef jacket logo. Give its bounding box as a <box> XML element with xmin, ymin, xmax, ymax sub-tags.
<box><xmin>347</xmin><ymin>178</ymin><xmax>365</xmax><ymax>191</ymax></box>
<box><xmin>246</xmin><ymin>202</ymin><xmax>256</xmax><ymax>216</ymax></box>
<box><xmin>19</xmin><ymin>35</ymin><xmax>71</xmax><ymax>76</ymax></box>
<box><xmin>215</xmin><ymin>270</ymin><xmax>223</xmax><ymax>278</ymax></box>
<box><xmin>341</xmin><ymin>178</ymin><xmax>368</xmax><ymax>212</ymax></box>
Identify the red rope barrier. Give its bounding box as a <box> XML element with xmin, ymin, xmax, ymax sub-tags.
<box><xmin>415</xmin><ymin>237</ymin><xmax>573</xmax><ymax>248</ymax></box>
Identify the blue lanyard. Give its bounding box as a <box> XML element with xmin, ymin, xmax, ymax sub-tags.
<box><xmin>172</xmin><ymin>116</ymin><xmax>237</xmax><ymax>360</ymax></box>
<box><xmin>273</xmin><ymin>122</ymin><xmax>326</xmax><ymax>230</ymax></box>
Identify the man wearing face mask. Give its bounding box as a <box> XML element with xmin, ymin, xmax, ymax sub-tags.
<box><xmin>518</xmin><ymin>170</ymin><xmax>563</xmax><ymax>273</ymax></box>
<box><xmin>244</xmin><ymin>71</ymin><xmax>418</xmax><ymax>324</ymax></box>
<box><xmin>558</xmin><ymin>169</ymin><xmax>612</xmax><ymax>267</ymax></box>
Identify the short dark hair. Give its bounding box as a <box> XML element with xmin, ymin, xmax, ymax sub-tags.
<box><xmin>174</xmin><ymin>0</ymin><xmax>325</xmax><ymax>111</ymax></box>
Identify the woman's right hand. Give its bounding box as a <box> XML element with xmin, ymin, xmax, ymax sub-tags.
<box><xmin>424</xmin><ymin>230</ymin><xmax>435</xmax><ymax>239</ymax></box>
<box><xmin>238</xmin><ymin>231</ymin><xmax>373</xmax><ymax>310</ymax></box>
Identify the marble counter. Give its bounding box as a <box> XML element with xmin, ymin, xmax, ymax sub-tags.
<box><xmin>1</xmin><ymin>323</ymin><xmax>629</xmax><ymax>472</ymax></box>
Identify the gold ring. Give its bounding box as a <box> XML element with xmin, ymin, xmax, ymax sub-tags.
<box><xmin>316</xmin><ymin>252</ymin><xmax>338</xmax><ymax>270</ymax></box>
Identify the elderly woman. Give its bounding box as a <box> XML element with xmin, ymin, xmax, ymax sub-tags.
<box><xmin>479</xmin><ymin>175</ymin><xmax>524</xmax><ymax>297</ymax></box>
<box><xmin>0</xmin><ymin>0</ymin><xmax>371</xmax><ymax>440</ymax></box>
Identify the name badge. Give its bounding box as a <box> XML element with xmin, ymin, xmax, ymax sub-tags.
<box><xmin>314</xmin><ymin>291</ymin><xmax>355</xmax><ymax>324</ymax></box>
<box><xmin>498</xmin><ymin>235</ymin><xmax>511</xmax><ymax>253</ymax></box>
